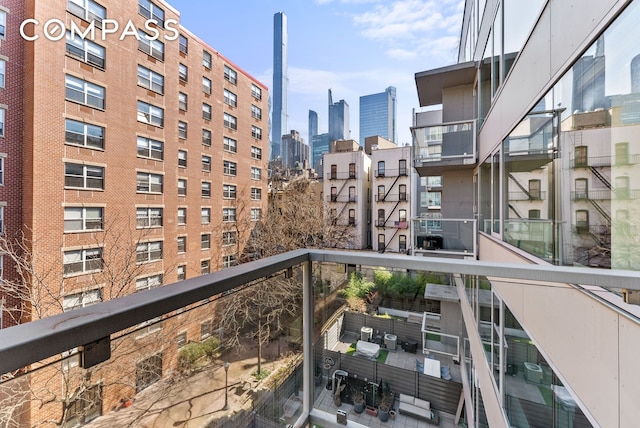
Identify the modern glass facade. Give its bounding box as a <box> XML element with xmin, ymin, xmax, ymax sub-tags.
<box><xmin>359</xmin><ymin>86</ymin><xmax>397</xmax><ymax>145</ymax></box>
<box><xmin>312</xmin><ymin>133</ymin><xmax>330</xmax><ymax>174</ymax></box>
<box><xmin>328</xmin><ymin>89</ymin><xmax>349</xmax><ymax>141</ymax></box>
<box><xmin>271</xmin><ymin>12</ymin><xmax>288</xmax><ymax>160</ymax></box>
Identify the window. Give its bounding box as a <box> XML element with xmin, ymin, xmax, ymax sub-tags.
<box><xmin>397</xmin><ymin>184</ymin><xmax>407</xmax><ymax>201</ymax></box>
<box><xmin>136</xmin><ymin>172</ymin><xmax>163</xmax><ymax>193</ymax></box>
<box><xmin>0</xmin><ymin>158</ymin><xmax>3</xmax><ymax>185</ymax></box>
<box><xmin>202</xmin><ymin>77</ymin><xmax>212</xmax><ymax>95</ymax></box>
<box><xmin>178</xmin><ymin>150</ymin><xmax>187</xmax><ymax>167</ymax></box>
<box><xmin>615</xmin><ymin>176</ymin><xmax>630</xmax><ymax>199</ymax></box>
<box><xmin>66</xmin><ymin>31</ymin><xmax>105</xmax><ymax>69</ymax></box>
<box><xmin>378</xmin><ymin>234</ymin><xmax>385</xmax><ymax>250</ymax></box>
<box><xmin>63</xmin><ymin>248</ymin><xmax>103</xmax><ymax>275</ymax></box>
<box><xmin>224</xmin><ymin>137</ymin><xmax>237</xmax><ymax>153</ymax></box>
<box><xmin>63</xmin><ymin>288</ymin><xmax>102</xmax><ymax>312</ymax></box>
<box><xmin>427</xmin><ymin>191</ymin><xmax>441</xmax><ymax>208</ymax></box>
<box><xmin>137</xmin><ymin>101</ymin><xmax>164</xmax><ymax>127</ymax></box>
<box><xmin>251</xmin><ymin>105</ymin><xmax>262</xmax><ymax>120</ymax></box>
<box><xmin>136</xmin><ymin>241</ymin><xmax>163</xmax><ymax>263</ymax></box>
<box><xmin>224</xmin><ymin>65</ymin><xmax>237</xmax><ymax>84</ymax></box>
<box><xmin>177</xmin><ymin>207</ymin><xmax>186</xmax><ymax>225</ymax></box>
<box><xmin>251</xmin><ymin>126</ymin><xmax>262</xmax><ymax>140</ymax></box>
<box><xmin>201</xmin><ymin>181</ymin><xmax>211</xmax><ymax>198</ymax></box>
<box><xmin>348</xmin><ymin>186</ymin><xmax>356</xmax><ymax>202</ymax></box>
<box><xmin>399</xmin><ymin>235</ymin><xmax>407</xmax><ymax>251</ymax></box>
<box><xmin>200</xmin><ymin>259</ymin><xmax>210</xmax><ymax>275</ymax></box>
<box><xmin>222</xmin><ymin>231</ymin><xmax>237</xmax><ymax>246</ymax></box>
<box><xmin>348</xmin><ymin>209</ymin><xmax>356</xmax><ymax>225</ymax></box>
<box><xmin>202</xmin><ymin>155</ymin><xmax>211</xmax><ymax>172</ymax></box>
<box><xmin>202</xmin><ymin>50</ymin><xmax>212</xmax><ymax>69</ymax></box>
<box><xmin>201</xmin><ymin>234</ymin><xmax>211</xmax><ymax>250</ymax></box>
<box><xmin>178</xmin><ymin>121</ymin><xmax>187</xmax><ymax>139</ymax></box>
<box><xmin>251</xmin><ymin>84</ymin><xmax>262</xmax><ymax>100</ymax></box>
<box><xmin>65</xmin><ymin>75</ymin><xmax>105</xmax><ymax>109</ymax></box>
<box><xmin>399</xmin><ymin>209</ymin><xmax>407</xmax><ymax>222</ymax></box>
<box><xmin>528</xmin><ymin>179</ymin><xmax>541</xmax><ymax>199</ymax></box>
<box><xmin>575</xmin><ymin>178</ymin><xmax>588</xmax><ymax>199</ymax></box>
<box><xmin>251</xmin><ymin>208</ymin><xmax>261</xmax><ymax>221</ymax></box>
<box><xmin>223</xmin><ymin>160</ymin><xmax>237</xmax><ymax>176</ymax></box>
<box><xmin>178</xmin><ymin>34</ymin><xmax>188</xmax><ymax>54</ymax></box>
<box><xmin>135</xmin><ymin>354</ymin><xmax>162</xmax><ymax>393</ymax></box>
<box><xmin>201</xmin><ymin>320</ymin><xmax>212</xmax><ymax>339</ymax></box>
<box><xmin>138</xmin><ymin>0</ymin><xmax>165</xmax><ymax>25</ymax></box>
<box><xmin>136</xmin><ymin>207</ymin><xmax>162</xmax><ymax>228</ymax></box>
<box><xmin>251</xmin><ymin>167</ymin><xmax>261</xmax><ymax>180</ymax></box>
<box><xmin>177</xmin><ymin>236</ymin><xmax>186</xmax><ymax>253</ymax></box>
<box><xmin>349</xmin><ymin>163</ymin><xmax>356</xmax><ymax>179</ymax></box>
<box><xmin>64</xmin><ymin>207</ymin><xmax>104</xmax><ymax>232</ymax></box>
<box><xmin>223</xmin><ymin>255</ymin><xmax>236</xmax><ymax>268</ymax></box>
<box><xmin>136</xmin><ymin>274</ymin><xmax>163</xmax><ymax>292</ymax></box>
<box><xmin>177</xmin><ymin>265</ymin><xmax>186</xmax><ymax>281</ymax></box>
<box><xmin>377</xmin><ymin>161</ymin><xmax>385</xmax><ymax>177</ymax></box>
<box><xmin>202</xmin><ymin>103</ymin><xmax>212</xmax><ymax>121</ymax></box>
<box><xmin>615</xmin><ymin>142</ymin><xmax>629</xmax><ymax>164</ymax></box>
<box><xmin>138</xmin><ymin>30</ymin><xmax>164</xmax><ymax>61</ymax></box>
<box><xmin>178</xmin><ymin>63</ymin><xmax>188</xmax><ymax>82</ymax></box>
<box><xmin>0</xmin><ymin>10</ymin><xmax>4</xmax><ymax>39</ymax></box>
<box><xmin>177</xmin><ymin>332</ymin><xmax>187</xmax><ymax>348</ymax></box>
<box><xmin>377</xmin><ymin>185</ymin><xmax>385</xmax><ymax>201</ymax></box>
<box><xmin>202</xmin><ymin>129</ymin><xmax>212</xmax><ymax>146</ymax></box>
<box><xmin>223</xmin><ymin>184</ymin><xmax>236</xmax><ymax>199</ymax></box>
<box><xmin>330</xmin><ymin>164</ymin><xmax>337</xmax><ymax>180</ymax></box>
<box><xmin>377</xmin><ymin>209</ymin><xmax>385</xmax><ymax>225</ymax></box>
<box><xmin>137</xmin><ymin>136</ymin><xmax>163</xmax><ymax>160</ymax></box>
<box><xmin>201</xmin><ymin>208</ymin><xmax>210</xmax><ymax>224</ymax></box>
<box><xmin>224</xmin><ymin>89</ymin><xmax>237</xmax><ymax>107</ymax></box>
<box><xmin>223</xmin><ymin>208</ymin><xmax>236</xmax><ymax>222</ymax></box>
<box><xmin>178</xmin><ymin>92</ymin><xmax>187</xmax><ymax>111</ymax></box>
<box><xmin>177</xmin><ymin>178</ymin><xmax>187</xmax><ymax>196</ymax></box>
<box><xmin>574</xmin><ymin>146</ymin><xmax>588</xmax><ymax>167</ymax></box>
<box><xmin>65</xmin><ymin>163</ymin><xmax>104</xmax><ymax>190</ymax></box>
<box><xmin>251</xmin><ymin>188</ymin><xmax>262</xmax><ymax>200</ymax></box>
<box><xmin>0</xmin><ymin>59</ymin><xmax>4</xmax><ymax>88</ymax></box>
<box><xmin>63</xmin><ymin>384</ymin><xmax>102</xmax><ymax>427</ymax></box>
<box><xmin>65</xmin><ymin>119</ymin><xmax>105</xmax><ymax>150</ymax></box>
<box><xmin>399</xmin><ymin>159</ymin><xmax>407</xmax><ymax>176</ymax></box>
<box><xmin>67</xmin><ymin>0</ymin><xmax>105</xmax><ymax>25</ymax></box>
<box><xmin>330</xmin><ymin>186</ymin><xmax>337</xmax><ymax>202</ymax></box>
<box><xmin>251</xmin><ymin>146</ymin><xmax>262</xmax><ymax>160</ymax></box>
<box><xmin>224</xmin><ymin>113</ymin><xmax>237</xmax><ymax>130</ymax></box>
<box><xmin>576</xmin><ymin>210</ymin><xmax>589</xmax><ymax>233</ymax></box>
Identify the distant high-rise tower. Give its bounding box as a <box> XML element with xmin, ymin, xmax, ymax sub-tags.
<box><xmin>271</xmin><ymin>12</ymin><xmax>288</xmax><ymax>160</ymax></box>
<box><xmin>359</xmin><ymin>86</ymin><xmax>397</xmax><ymax>145</ymax></box>
<box><xmin>328</xmin><ymin>89</ymin><xmax>350</xmax><ymax>141</ymax></box>
<box><xmin>309</xmin><ymin>110</ymin><xmax>318</xmax><ymax>142</ymax></box>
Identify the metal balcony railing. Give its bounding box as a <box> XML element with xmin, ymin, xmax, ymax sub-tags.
<box><xmin>412</xmin><ymin>120</ymin><xmax>476</xmax><ymax>166</ymax></box>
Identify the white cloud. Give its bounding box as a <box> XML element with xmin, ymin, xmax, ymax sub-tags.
<box><xmin>386</xmin><ymin>48</ymin><xmax>418</xmax><ymax>61</ymax></box>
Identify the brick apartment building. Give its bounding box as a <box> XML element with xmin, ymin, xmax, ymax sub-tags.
<box><xmin>0</xmin><ymin>0</ymin><xmax>268</xmax><ymax>424</ymax></box>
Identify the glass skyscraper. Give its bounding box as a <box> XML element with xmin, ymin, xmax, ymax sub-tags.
<box><xmin>328</xmin><ymin>89</ymin><xmax>349</xmax><ymax>141</ymax></box>
<box><xmin>359</xmin><ymin>86</ymin><xmax>397</xmax><ymax>145</ymax></box>
<box><xmin>271</xmin><ymin>12</ymin><xmax>288</xmax><ymax>160</ymax></box>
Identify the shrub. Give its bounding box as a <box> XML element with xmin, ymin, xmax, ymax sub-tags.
<box><xmin>339</xmin><ymin>272</ymin><xmax>374</xmax><ymax>299</ymax></box>
<box><xmin>202</xmin><ymin>336</ymin><xmax>222</xmax><ymax>359</ymax></box>
<box><xmin>178</xmin><ymin>342</ymin><xmax>207</xmax><ymax>374</ymax></box>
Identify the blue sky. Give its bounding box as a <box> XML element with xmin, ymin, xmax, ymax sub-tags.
<box><xmin>169</xmin><ymin>0</ymin><xmax>464</xmax><ymax>145</ymax></box>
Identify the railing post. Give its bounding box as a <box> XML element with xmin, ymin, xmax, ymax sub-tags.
<box><xmin>298</xmin><ymin>259</ymin><xmax>313</xmax><ymax>426</ymax></box>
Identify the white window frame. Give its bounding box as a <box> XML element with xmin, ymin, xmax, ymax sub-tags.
<box><xmin>201</xmin><ymin>234</ymin><xmax>211</xmax><ymax>250</ymax></box>
<box><xmin>0</xmin><ymin>10</ymin><xmax>6</xmax><ymax>39</ymax></box>
<box><xmin>201</xmin><ymin>207</ymin><xmax>211</xmax><ymax>224</ymax></box>
<box><xmin>136</xmin><ymin>274</ymin><xmax>163</xmax><ymax>292</ymax></box>
<box><xmin>203</xmin><ymin>50</ymin><xmax>212</xmax><ymax>69</ymax></box>
<box><xmin>222</xmin><ymin>230</ymin><xmax>237</xmax><ymax>246</ymax></box>
<box><xmin>63</xmin><ymin>248</ymin><xmax>103</xmax><ymax>276</ymax></box>
<box><xmin>201</xmin><ymin>259</ymin><xmax>211</xmax><ymax>275</ymax></box>
<box><xmin>136</xmin><ymin>172</ymin><xmax>163</xmax><ymax>194</ymax></box>
<box><xmin>138</xmin><ymin>30</ymin><xmax>165</xmax><ymax>61</ymax></box>
<box><xmin>251</xmin><ymin>104</ymin><xmax>262</xmax><ymax>120</ymax></box>
<box><xmin>138</xmin><ymin>0</ymin><xmax>165</xmax><ymax>25</ymax></box>
<box><xmin>250</xmin><ymin>208</ymin><xmax>261</xmax><ymax>221</ymax></box>
<box><xmin>202</xmin><ymin>155</ymin><xmax>211</xmax><ymax>172</ymax></box>
<box><xmin>178</xmin><ymin>34</ymin><xmax>188</xmax><ymax>55</ymax></box>
<box><xmin>223</xmin><ymin>208</ymin><xmax>236</xmax><ymax>222</ymax></box>
<box><xmin>0</xmin><ymin>206</ymin><xmax>4</xmax><ymax>234</ymax></box>
<box><xmin>202</xmin><ymin>103</ymin><xmax>212</xmax><ymax>120</ymax></box>
<box><xmin>178</xmin><ymin>63</ymin><xmax>188</xmax><ymax>82</ymax></box>
<box><xmin>223</xmin><ymin>160</ymin><xmax>237</xmax><ymax>176</ymax></box>
<box><xmin>177</xmin><ymin>207</ymin><xmax>187</xmax><ymax>225</ymax></box>
<box><xmin>177</xmin><ymin>265</ymin><xmax>186</xmax><ymax>281</ymax></box>
<box><xmin>65</xmin><ymin>75</ymin><xmax>105</xmax><ymax>109</ymax></box>
<box><xmin>177</xmin><ymin>236</ymin><xmax>186</xmax><ymax>253</ymax></box>
<box><xmin>66</xmin><ymin>31</ymin><xmax>105</xmax><ymax>69</ymax></box>
<box><xmin>65</xmin><ymin>119</ymin><xmax>105</xmax><ymax>150</ymax></box>
<box><xmin>137</xmin><ymin>136</ymin><xmax>163</xmax><ymax>160</ymax></box>
<box><xmin>0</xmin><ymin>157</ymin><xmax>4</xmax><ymax>185</ymax></box>
<box><xmin>0</xmin><ymin>59</ymin><xmax>4</xmax><ymax>88</ymax></box>
<box><xmin>224</xmin><ymin>89</ymin><xmax>237</xmax><ymax>107</ymax></box>
<box><xmin>63</xmin><ymin>288</ymin><xmax>102</xmax><ymax>312</ymax></box>
<box><xmin>223</xmin><ymin>254</ymin><xmax>237</xmax><ymax>268</ymax></box>
<box><xmin>202</xmin><ymin>129</ymin><xmax>212</xmax><ymax>146</ymax></box>
<box><xmin>178</xmin><ymin>92</ymin><xmax>187</xmax><ymax>111</ymax></box>
<box><xmin>251</xmin><ymin>146</ymin><xmax>262</xmax><ymax>160</ymax></box>
<box><xmin>224</xmin><ymin>137</ymin><xmax>237</xmax><ymax>153</ymax></box>
<box><xmin>136</xmin><ymin>207</ymin><xmax>162</xmax><ymax>228</ymax></box>
<box><xmin>224</xmin><ymin>65</ymin><xmax>237</xmax><ymax>84</ymax></box>
<box><xmin>224</xmin><ymin>113</ymin><xmax>237</xmax><ymax>130</ymax></box>
<box><xmin>251</xmin><ymin>84</ymin><xmax>262</xmax><ymax>100</ymax></box>
<box><xmin>250</xmin><ymin>187</ymin><xmax>262</xmax><ymax>200</ymax></box>
<box><xmin>0</xmin><ymin>108</ymin><xmax>4</xmax><ymax>137</ymax></box>
<box><xmin>178</xmin><ymin>121</ymin><xmax>187</xmax><ymax>139</ymax></box>
<box><xmin>67</xmin><ymin>0</ymin><xmax>105</xmax><ymax>25</ymax></box>
<box><xmin>251</xmin><ymin>125</ymin><xmax>262</xmax><ymax>140</ymax></box>
<box><xmin>137</xmin><ymin>65</ymin><xmax>164</xmax><ymax>94</ymax></box>
<box><xmin>64</xmin><ymin>207</ymin><xmax>104</xmax><ymax>232</ymax></box>
<box><xmin>137</xmin><ymin>101</ymin><xmax>164</xmax><ymax>127</ymax></box>
<box><xmin>64</xmin><ymin>163</ymin><xmax>104</xmax><ymax>190</ymax></box>
<box><xmin>136</xmin><ymin>241</ymin><xmax>163</xmax><ymax>264</ymax></box>
<box><xmin>178</xmin><ymin>150</ymin><xmax>187</xmax><ymax>167</ymax></box>
<box><xmin>203</xmin><ymin>76</ymin><xmax>212</xmax><ymax>94</ymax></box>
<box><xmin>251</xmin><ymin>167</ymin><xmax>262</xmax><ymax>180</ymax></box>
<box><xmin>201</xmin><ymin>181</ymin><xmax>211</xmax><ymax>198</ymax></box>
<box><xmin>177</xmin><ymin>178</ymin><xmax>187</xmax><ymax>196</ymax></box>
<box><xmin>223</xmin><ymin>184</ymin><xmax>236</xmax><ymax>199</ymax></box>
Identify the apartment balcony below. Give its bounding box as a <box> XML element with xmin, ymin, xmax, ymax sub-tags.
<box><xmin>1</xmin><ymin>250</ymin><xmax>639</xmax><ymax>428</ymax></box>
<box><xmin>412</xmin><ymin>120</ymin><xmax>477</xmax><ymax>175</ymax></box>
<box><xmin>413</xmin><ymin>218</ymin><xmax>477</xmax><ymax>257</ymax></box>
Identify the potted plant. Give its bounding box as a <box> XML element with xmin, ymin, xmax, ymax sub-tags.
<box><xmin>378</xmin><ymin>392</ymin><xmax>392</xmax><ymax>422</ymax></box>
<box><xmin>351</xmin><ymin>387</ymin><xmax>365</xmax><ymax>414</ymax></box>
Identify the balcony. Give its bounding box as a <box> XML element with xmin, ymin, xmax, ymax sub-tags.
<box><xmin>1</xmin><ymin>250</ymin><xmax>639</xmax><ymax>428</ymax></box>
<box><xmin>413</xmin><ymin>218</ymin><xmax>477</xmax><ymax>257</ymax></box>
<box><xmin>412</xmin><ymin>120</ymin><xmax>476</xmax><ymax>175</ymax></box>
<box><xmin>328</xmin><ymin>171</ymin><xmax>357</xmax><ymax>180</ymax></box>
<box><xmin>375</xmin><ymin>192</ymin><xmax>408</xmax><ymax>202</ymax></box>
<box><xmin>374</xmin><ymin>168</ymin><xmax>409</xmax><ymax>178</ymax></box>
<box><xmin>326</xmin><ymin>195</ymin><xmax>357</xmax><ymax>203</ymax></box>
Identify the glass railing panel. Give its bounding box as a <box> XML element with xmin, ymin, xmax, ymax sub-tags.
<box><xmin>414</xmin><ymin>218</ymin><xmax>476</xmax><ymax>255</ymax></box>
<box><xmin>413</xmin><ymin>121</ymin><xmax>476</xmax><ymax>163</ymax></box>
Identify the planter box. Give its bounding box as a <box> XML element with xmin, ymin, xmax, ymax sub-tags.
<box><xmin>365</xmin><ymin>405</ymin><xmax>378</xmax><ymax>416</ymax></box>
